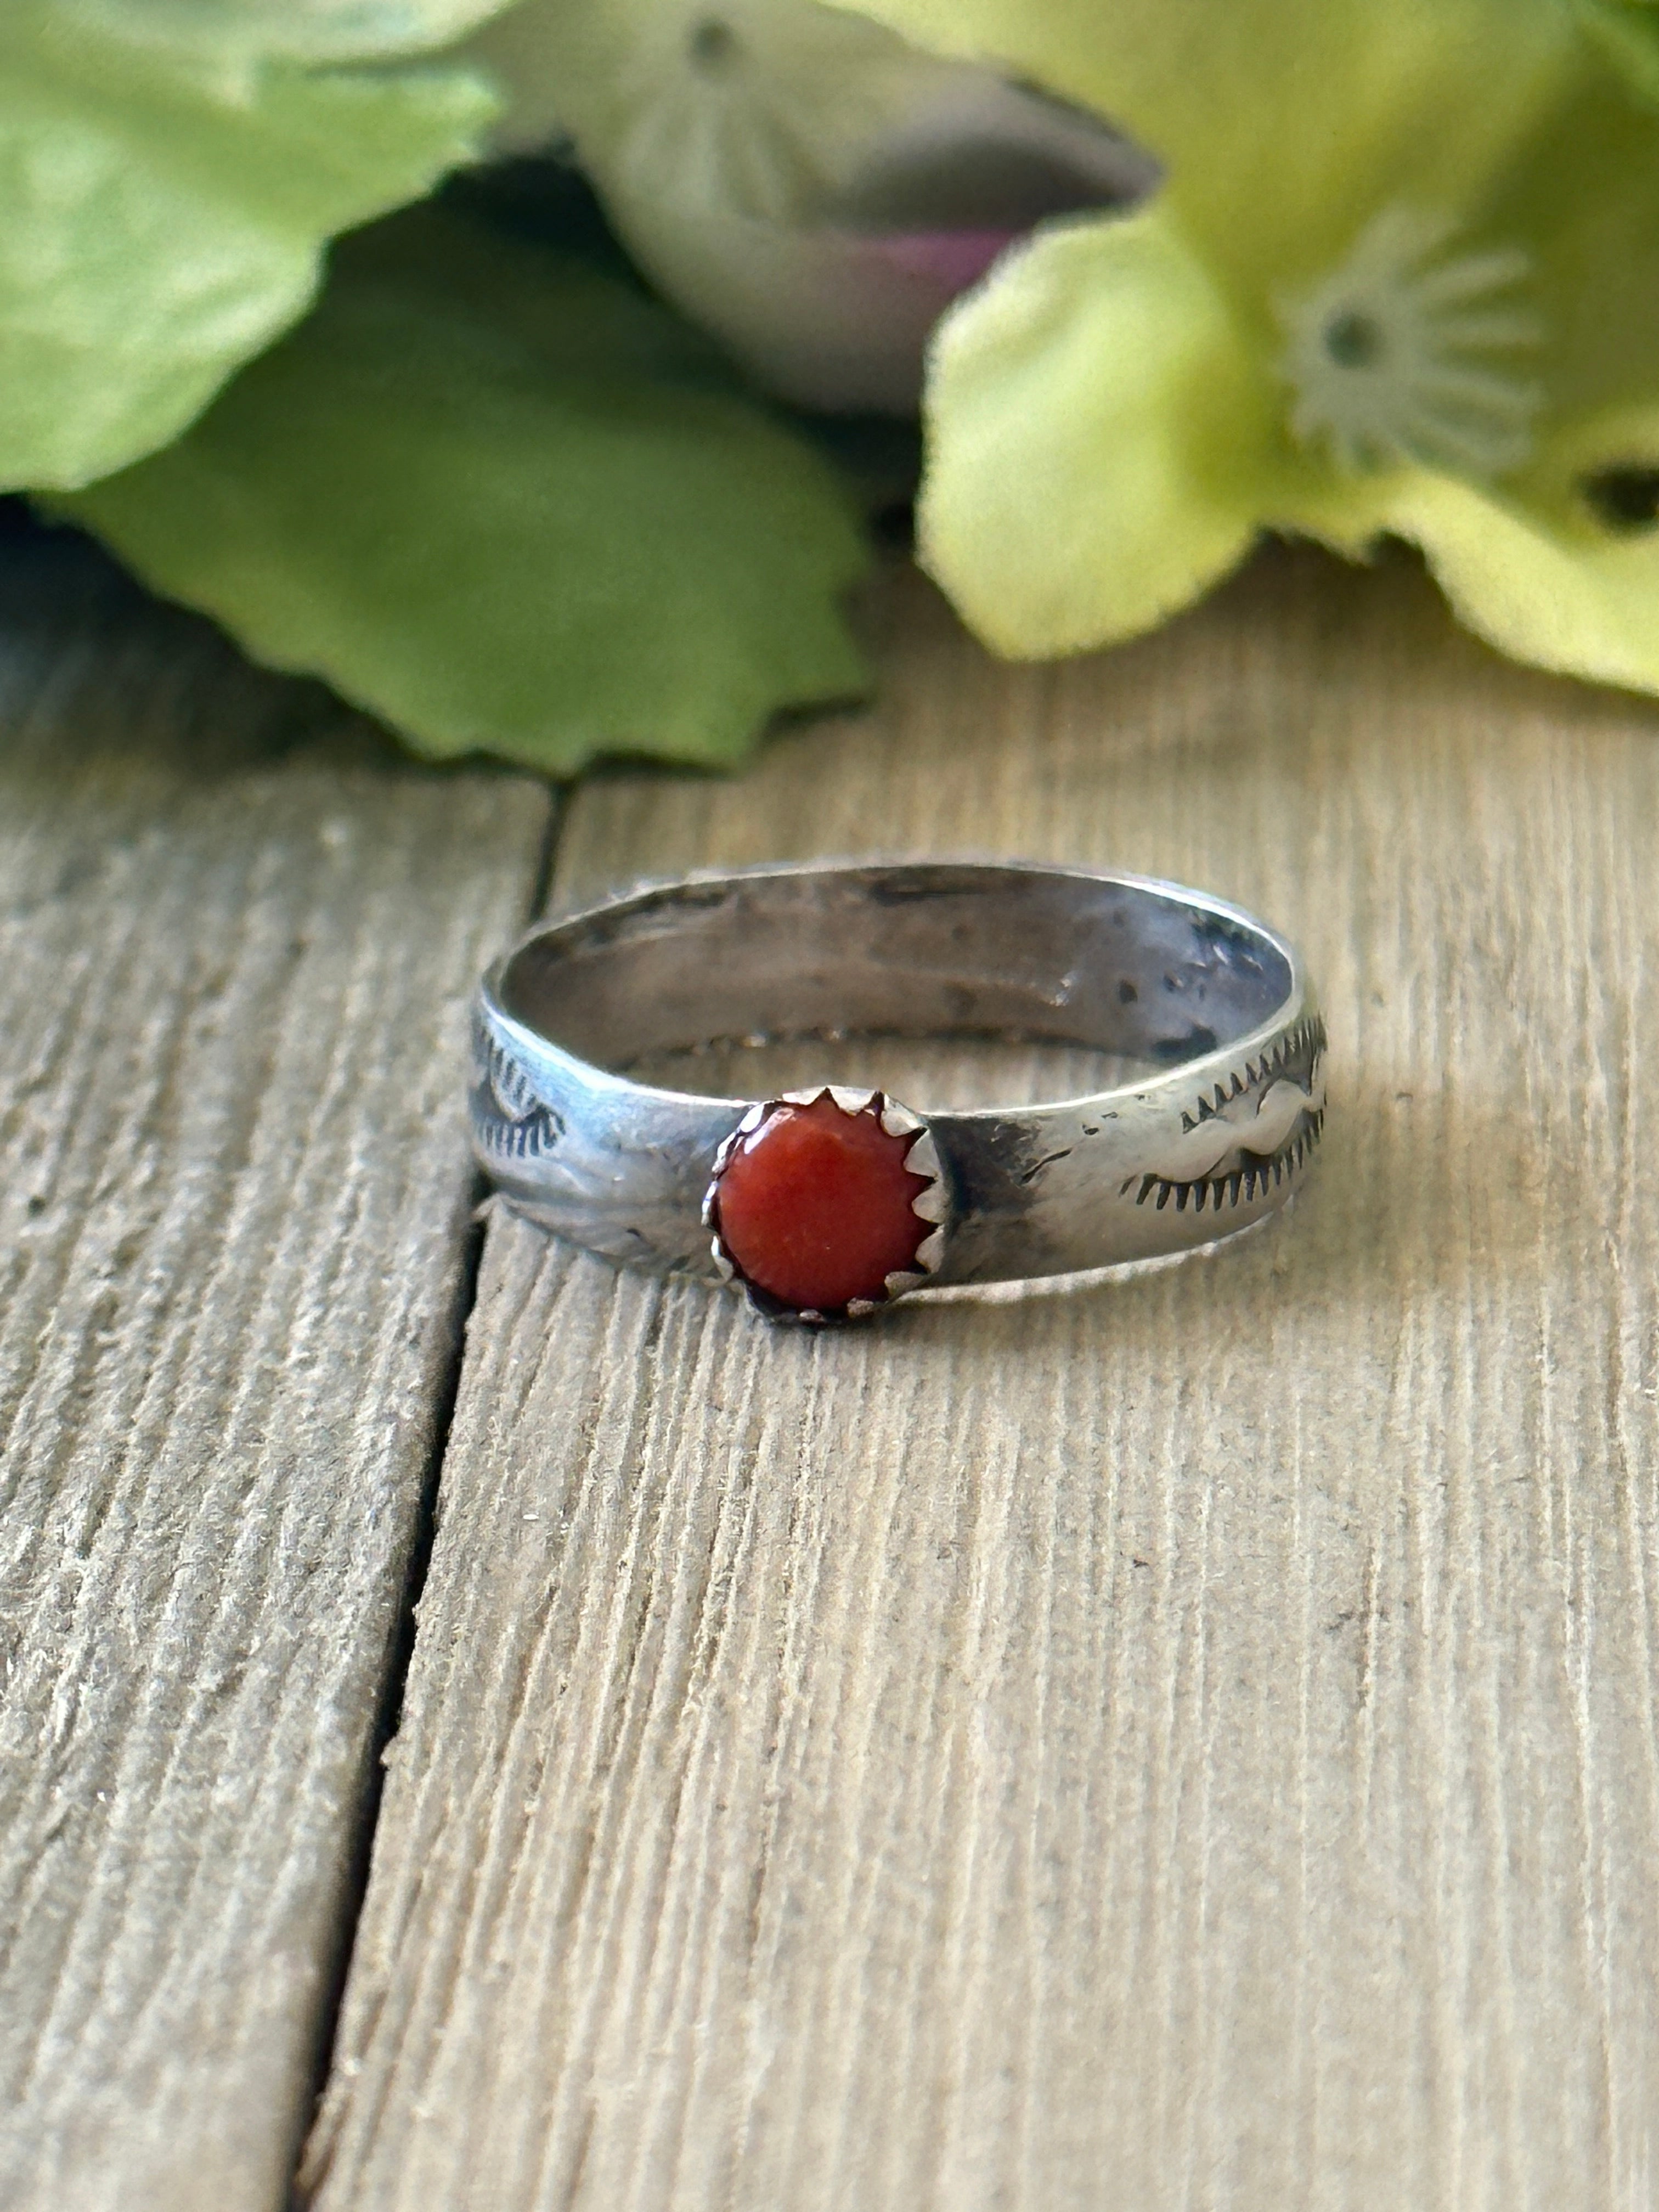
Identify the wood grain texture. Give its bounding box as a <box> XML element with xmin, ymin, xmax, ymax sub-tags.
<box><xmin>0</xmin><ymin>530</ymin><xmax>551</xmax><ymax>2209</ymax></box>
<box><xmin>306</xmin><ymin>545</ymin><xmax>1659</xmax><ymax>2212</ymax></box>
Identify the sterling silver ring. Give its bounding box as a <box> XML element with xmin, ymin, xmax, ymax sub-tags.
<box><xmin>470</xmin><ymin>860</ymin><xmax>1327</xmax><ymax>1324</ymax></box>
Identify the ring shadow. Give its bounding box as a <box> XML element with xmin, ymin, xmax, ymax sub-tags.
<box><xmin>862</xmin><ymin>1065</ymin><xmax>1561</xmax><ymax>1358</ymax></box>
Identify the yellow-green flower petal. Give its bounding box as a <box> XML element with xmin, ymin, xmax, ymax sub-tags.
<box><xmin>919</xmin><ymin>211</ymin><xmax>1269</xmax><ymax>656</ymax></box>
<box><xmin>1384</xmin><ymin>471</ymin><xmax>1659</xmax><ymax>693</ymax></box>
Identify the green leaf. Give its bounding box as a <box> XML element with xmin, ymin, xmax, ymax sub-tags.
<box><xmin>0</xmin><ymin>2</ymin><xmax>501</xmax><ymax>491</ymax></box>
<box><xmin>71</xmin><ymin>0</ymin><xmax>518</xmax><ymax>65</ymax></box>
<box><xmin>53</xmin><ymin>209</ymin><xmax>873</xmax><ymax>774</ymax></box>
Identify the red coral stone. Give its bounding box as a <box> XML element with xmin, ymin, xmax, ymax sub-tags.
<box><xmin>714</xmin><ymin>1093</ymin><xmax>933</xmax><ymax>1313</ymax></box>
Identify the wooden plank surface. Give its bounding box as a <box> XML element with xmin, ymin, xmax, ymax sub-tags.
<box><xmin>305</xmin><ymin>546</ymin><xmax>1659</xmax><ymax>2212</ymax></box>
<box><xmin>0</xmin><ymin>527</ymin><xmax>551</xmax><ymax>2209</ymax></box>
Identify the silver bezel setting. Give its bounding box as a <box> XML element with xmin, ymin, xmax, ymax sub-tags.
<box><xmin>702</xmin><ymin>1086</ymin><xmax>951</xmax><ymax>1325</ymax></box>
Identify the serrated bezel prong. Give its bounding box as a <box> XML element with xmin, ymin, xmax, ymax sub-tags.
<box><xmin>703</xmin><ymin>1085</ymin><xmax>953</xmax><ymax>1323</ymax></box>
<box><xmin>904</xmin><ymin>1131</ymin><xmax>943</xmax><ymax>1182</ymax></box>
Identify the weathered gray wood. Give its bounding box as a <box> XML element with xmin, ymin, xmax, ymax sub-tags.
<box><xmin>306</xmin><ymin>545</ymin><xmax>1659</xmax><ymax>2212</ymax></box>
<box><xmin>0</xmin><ymin>530</ymin><xmax>552</xmax><ymax>2209</ymax></box>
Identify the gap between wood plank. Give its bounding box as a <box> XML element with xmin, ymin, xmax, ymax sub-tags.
<box><xmin>0</xmin><ymin>520</ymin><xmax>557</xmax><ymax>2210</ymax></box>
<box><xmin>286</xmin><ymin>793</ymin><xmax>570</xmax><ymax>2208</ymax></box>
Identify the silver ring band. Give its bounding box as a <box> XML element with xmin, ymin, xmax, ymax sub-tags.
<box><xmin>470</xmin><ymin>860</ymin><xmax>1326</xmax><ymax>1323</ymax></box>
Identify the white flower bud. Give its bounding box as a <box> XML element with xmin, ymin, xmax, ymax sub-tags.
<box><xmin>469</xmin><ymin>0</ymin><xmax>1151</xmax><ymax>410</ymax></box>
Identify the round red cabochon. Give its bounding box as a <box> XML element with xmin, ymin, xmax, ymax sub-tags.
<box><xmin>713</xmin><ymin>1093</ymin><xmax>932</xmax><ymax>1313</ymax></box>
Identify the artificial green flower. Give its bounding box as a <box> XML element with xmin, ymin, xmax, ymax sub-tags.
<box><xmin>836</xmin><ymin>0</ymin><xmax>1659</xmax><ymax>695</ymax></box>
<box><xmin>0</xmin><ymin>0</ymin><xmax>505</xmax><ymax>490</ymax></box>
<box><xmin>468</xmin><ymin>0</ymin><xmax>1146</xmax><ymax>411</ymax></box>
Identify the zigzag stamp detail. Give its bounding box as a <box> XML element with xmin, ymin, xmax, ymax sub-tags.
<box><xmin>1124</xmin><ymin>1015</ymin><xmax>1327</xmax><ymax>1214</ymax></box>
<box><xmin>471</xmin><ymin>1018</ymin><xmax>566</xmax><ymax>1165</ymax></box>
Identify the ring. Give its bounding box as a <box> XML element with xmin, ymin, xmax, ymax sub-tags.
<box><xmin>470</xmin><ymin>860</ymin><xmax>1327</xmax><ymax>1325</ymax></box>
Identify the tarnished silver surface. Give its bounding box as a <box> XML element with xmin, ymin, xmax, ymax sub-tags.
<box><xmin>470</xmin><ymin>860</ymin><xmax>1326</xmax><ymax>1309</ymax></box>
